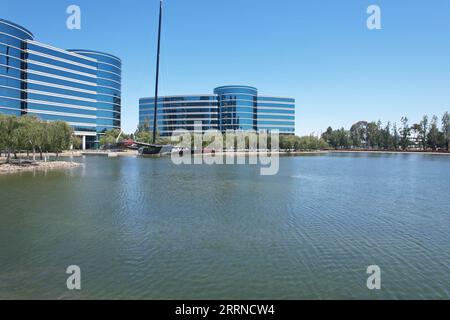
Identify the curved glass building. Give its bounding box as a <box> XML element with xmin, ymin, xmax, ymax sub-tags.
<box><xmin>139</xmin><ymin>95</ymin><xmax>219</xmax><ymax>135</ymax></box>
<box><xmin>214</xmin><ymin>85</ymin><xmax>257</xmax><ymax>132</ymax></box>
<box><xmin>68</xmin><ymin>50</ymin><xmax>122</xmax><ymax>134</ymax></box>
<box><xmin>0</xmin><ymin>18</ymin><xmax>33</xmax><ymax>116</ymax></box>
<box><xmin>0</xmin><ymin>18</ymin><xmax>121</xmax><ymax>149</ymax></box>
<box><xmin>139</xmin><ymin>85</ymin><xmax>295</xmax><ymax>136</ymax></box>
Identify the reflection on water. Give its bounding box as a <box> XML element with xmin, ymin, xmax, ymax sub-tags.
<box><xmin>0</xmin><ymin>153</ymin><xmax>449</xmax><ymax>299</ymax></box>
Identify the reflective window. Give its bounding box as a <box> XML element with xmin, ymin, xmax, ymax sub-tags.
<box><xmin>27</xmin><ymin>83</ymin><xmax>96</xmax><ymax>100</ymax></box>
<box><xmin>258</xmin><ymin>97</ymin><xmax>295</xmax><ymax>103</ymax></box>
<box><xmin>27</xmin><ymin>93</ymin><xmax>97</xmax><ymax>108</ymax></box>
<box><xmin>27</xmin><ymin>63</ymin><xmax>97</xmax><ymax>84</ymax></box>
<box><xmin>0</xmin><ymin>22</ymin><xmax>33</xmax><ymax>41</ymax></box>
<box><xmin>27</xmin><ymin>53</ymin><xmax>97</xmax><ymax>75</ymax></box>
<box><xmin>26</xmin><ymin>112</ymin><xmax>96</xmax><ymax>124</ymax></box>
<box><xmin>27</xmin><ymin>43</ymin><xmax>97</xmax><ymax>67</ymax></box>
<box><xmin>26</xmin><ymin>103</ymin><xmax>95</xmax><ymax>116</ymax></box>
<box><xmin>27</xmin><ymin>73</ymin><xmax>96</xmax><ymax>91</ymax></box>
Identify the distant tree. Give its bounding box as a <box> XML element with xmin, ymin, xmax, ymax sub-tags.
<box><xmin>442</xmin><ymin>112</ymin><xmax>450</xmax><ymax>152</ymax></box>
<box><xmin>72</xmin><ymin>135</ymin><xmax>82</xmax><ymax>150</ymax></box>
<box><xmin>0</xmin><ymin>114</ymin><xmax>6</xmax><ymax>158</ymax></box>
<box><xmin>392</xmin><ymin>122</ymin><xmax>400</xmax><ymax>150</ymax></box>
<box><xmin>427</xmin><ymin>115</ymin><xmax>440</xmax><ymax>151</ymax></box>
<box><xmin>400</xmin><ymin>117</ymin><xmax>411</xmax><ymax>150</ymax></box>
<box><xmin>419</xmin><ymin>115</ymin><xmax>429</xmax><ymax>150</ymax></box>
<box><xmin>366</xmin><ymin>122</ymin><xmax>379</xmax><ymax>149</ymax></box>
<box><xmin>336</xmin><ymin>128</ymin><xmax>350</xmax><ymax>149</ymax></box>
<box><xmin>376</xmin><ymin>120</ymin><xmax>383</xmax><ymax>147</ymax></box>
<box><xmin>17</xmin><ymin>115</ymin><xmax>42</xmax><ymax>161</ymax></box>
<box><xmin>410</xmin><ymin>123</ymin><xmax>421</xmax><ymax>149</ymax></box>
<box><xmin>99</xmin><ymin>129</ymin><xmax>124</xmax><ymax>148</ymax></box>
<box><xmin>36</xmin><ymin>122</ymin><xmax>50</xmax><ymax>160</ymax></box>
<box><xmin>0</xmin><ymin>115</ymin><xmax>20</xmax><ymax>163</ymax></box>
<box><xmin>48</xmin><ymin>121</ymin><xmax>73</xmax><ymax>157</ymax></box>
<box><xmin>321</xmin><ymin>127</ymin><xmax>336</xmax><ymax>148</ymax></box>
<box><xmin>380</xmin><ymin>121</ymin><xmax>393</xmax><ymax>150</ymax></box>
<box><xmin>350</xmin><ymin>121</ymin><xmax>368</xmax><ymax>148</ymax></box>
<box><xmin>279</xmin><ymin>135</ymin><xmax>294</xmax><ymax>150</ymax></box>
<box><xmin>0</xmin><ymin>115</ymin><xmax>76</xmax><ymax>162</ymax></box>
<box><xmin>293</xmin><ymin>135</ymin><xmax>328</xmax><ymax>151</ymax></box>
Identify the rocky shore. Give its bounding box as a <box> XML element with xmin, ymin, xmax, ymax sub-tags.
<box><xmin>0</xmin><ymin>161</ymin><xmax>82</xmax><ymax>175</ymax></box>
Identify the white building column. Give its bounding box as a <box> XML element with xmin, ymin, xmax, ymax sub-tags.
<box><xmin>82</xmin><ymin>136</ymin><xmax>86</xmax><ymax>151</ymax></box>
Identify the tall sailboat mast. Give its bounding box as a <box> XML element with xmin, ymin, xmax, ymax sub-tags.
<box><xmin>152</xmin><ymin>0</ymin><xmax>163</xmax><ymax>144</ymax></box>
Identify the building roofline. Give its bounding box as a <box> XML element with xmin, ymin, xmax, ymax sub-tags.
<box><xmin>27</xmin><ymin>40</ymin><xmax>98</xmax><ymax>63</ymax></box>
<box><xmin>258</xmin><ymin>95</ymin><xmax>296</xmax><ymax>100</ymax></box>
<box><xmin>214</xmin><ymin>85</ymin><xmax>257</xmax><ymax>91</ymax></box>
<box><xmin>0</xmin><ymin>18</ymin><xmax>34</xmax><ymax>39</ymax></box>
<box><xmin>140</xmin><ymin>94</ymin><xmax>217</xmax><ymax>100</ymax></box>
<box><xmin>68</xmin><ymin>49</ymin><xmax>121</xmax><ymax>63</ymax></box>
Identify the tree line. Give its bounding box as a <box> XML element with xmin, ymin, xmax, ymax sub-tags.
<box><xmin>322</xmin><ymin>112</ymin><xmax>450</xmax><ymax>152</ymax></box>
<box><xmin>0</xmin><ymin>114</ymin><xmax>75</xmax><ymax>163</ymax></box>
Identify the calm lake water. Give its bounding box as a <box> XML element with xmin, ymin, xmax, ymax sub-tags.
<box><xmin>0</xmin><ymin>153</ymin><xmax>449</xmax><ymax>299</ymax></box>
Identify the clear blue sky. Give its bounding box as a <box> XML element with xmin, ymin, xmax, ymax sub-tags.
<box><xmin>3</xmin><ymin>0</ymin><xmax>450</xmax><ymax>135</ymax></box>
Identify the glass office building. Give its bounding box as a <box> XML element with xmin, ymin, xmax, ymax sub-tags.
<box><xmin>139</xmin><ymin>85</ymin><xmax>295</xmax><ymax>136</ymax></box>
<box><xmin>0</xmin><ymin>18</ymin><xmax>121</xmax><ymax>149</ymax></box>
<box><xmin>139</xmin><ymin>95</ymin><xmax>219</xmax><ymax>136</ymax></box>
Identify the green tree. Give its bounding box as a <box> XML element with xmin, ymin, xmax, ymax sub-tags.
<box><xmin>392</xmin><ymin>122</ymin><xmax>400</xmax><ymax>150</ymax></box>
<box><xmin>48</xmin><ymin>121</ymin><xmax>73</xmax><ymax>157</ymax></box>
<box><xmin>322</xmin><ymin>127</ymin><xmax>334</xmax><ymax>148</ymax></box>
<box><xmin>350</xmin><ymin>121</ymin><xmax>367</xmax><ymax>148</ymax></box>
<box><xmin>427</xmin><ymin>115</ymin><xmax>440</xmax><ymax>151</ymax></box>
<box><xmin>36</xmin><ymin>121</ymin><xmax>50</xmax><ymax>160</ymax></box>
<box><xmin>336</xmin><ymin>128</ymin><xmax>350</xmax><ymax>149</ymax></box>
<box><xmin>0</xmin><ymin>115</ymin><xmax>20</xmax><ymax>163</ymax></box>
<box><xmin>411</xmin><ymin>123</ymin><xmax>421</xmax><ymax>150</ymax></box>
<box><xmin>99</xmin><ymin>129</ymin><xmax>125</xmax><ymax>148</ymax></box>
<box><xmin>366</xmin><ymin>122</ymin><xmax>379</xmax><ymax>149</ymax></box>
<box><xmin>17</xmin><ymin>115</ymin><xmax>41</xmax><ymax>161</ymax></box>
<box><xmin>376</xmin><ymin>120</ymin><xmax>383</xmax><ymax>147</ymax></box>
<box><xmin>419</xmin><ymin>115</ymin><xmax>428</xmax><ymax>150</ymax></box>
<box><xmin>321</xmin><ymin>127</ymin><xmax>343</xmax><ymax>149</ymax></box>
<box><xmin>442</xmin><ymin>112</ymin><xmax>450</xmax><ymax>152</ymax></box>
<box><xmin>400</xmin><ymin>117</ymin><xmax>411</xmax><ymax>150</ymax></box>
<box><xmin>381</xmin><ymin>121</ymin><xmax>393</xmax><ymax>150</ymax></box>
<box><xmin>280</xmin><ymin>135</ymin><xmax>296</xmax><ymax>150</ymax></box>
<box><xmin>0</xmin><ymin>114</ymin><xmax>6</xmax><ymax>158</ymax></box>
<box><xmin>297</xmin><ymin>135</ymin><xmax>328</xmax><ymax>150</ymax></box>
<box><xmin>72</xmin><ymin>135</ymin><xmax>82</xmax><ymax>150</ymax></box>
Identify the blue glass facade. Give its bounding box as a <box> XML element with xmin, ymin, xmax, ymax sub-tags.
<box><xmin>256</xmin><ymin>96</ymin><xmax>296</xmax><ymax>134</ymax></box>
<box><xmin>68</xmin><ymin>50</ymin><xmax>121</xmax><ymax>134</ymax></box>
<box><xmin>0</xmin><ymin>19</ymin><xmax>32</xmax><ymax>116</ymax></box>
<box><xmin>139</xmin><ymin>95</ymin><xmax>219</xmax><ymax>136</ymax></box>
<box><xmin>139</xmin><ymin>86</ymin><xmax>295</xmax><ymax>136</ymax></box>
<box><xmin>0</xmin><ymin>19</ymin><xmax>122</xmax><ymax>148</ymax></box>
<box><xmin>214</xmin><ymin>85</ymin><xmax>257</xmax><ymax>132</ymax></box>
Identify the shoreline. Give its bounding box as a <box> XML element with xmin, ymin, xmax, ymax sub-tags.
<box><xmin>81</xmin><ymin>150</ymin><xmax>330</xmax><ymax>157</ymax></box>
<box><xmin>328</xmin><ymin>150</ymin><xmax>450</xmax><ymax>156</ymax></box>
<box><xmin>0</xmin><ymin>161</ymin><xmax>82</xmax><ymax>175</ymax></box>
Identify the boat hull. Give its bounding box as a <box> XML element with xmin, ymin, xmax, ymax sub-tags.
<box><xmin>138</xmin><ymin>145</ymin><xmax>173</xmax><ymax>156</ymax></box>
